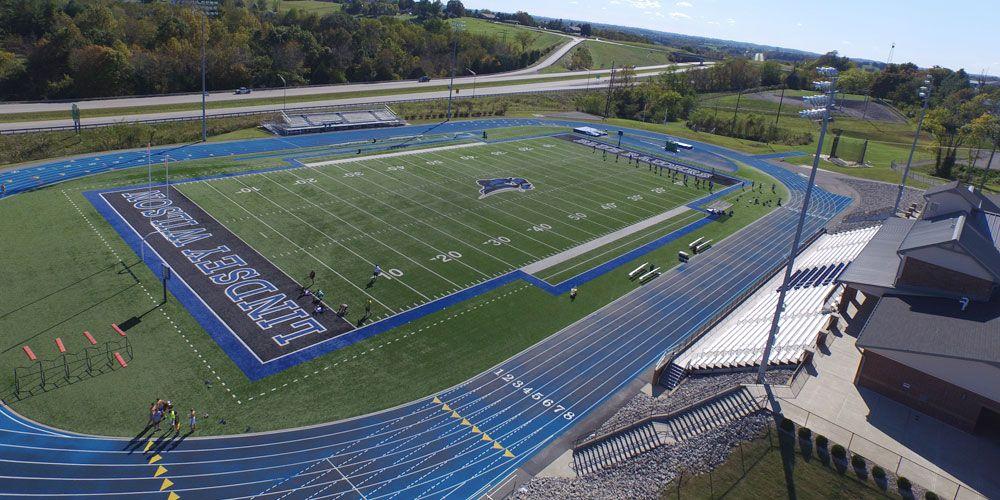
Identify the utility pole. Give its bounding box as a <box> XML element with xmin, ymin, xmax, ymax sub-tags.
<box><xmin>892</xmin><ymin>80</ymin><xmax>932</xmax><ymax>214</ymax></box>
<box><xmin>446</xmin><ymin>29</ymin><xmax>460</xmax><ymax>121</ymax></box>
<box><xmin>200</xmin><ymin>13</ymin><xmax>207</xmax><ymax>142</ymax></box>
<box><xmin>278</xmin><ymin>74</ymin><xmax>287</xmax><ymax>111</ymax></box>
<box><xmin>732</xmin><ymin>90</ymin><xmax>742</xmax><ymax>131</ymax></box>
<box><xmin>603</xmin><ymin>62</ymin><xmax>616</xmax><ymax>120</ymax></box>
<box><xmin>758</xmin><ymin>67</ymin><xmax>839</xmax><ymax>383</ymax></box>
<box><xmin>775</xmin><ymin>87</ymin><xmax>785</xmax><ymax>125</ymax></box>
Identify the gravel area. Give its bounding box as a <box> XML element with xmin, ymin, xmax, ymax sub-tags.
<box><xmin>593</xmin><ymin>369</ymin><xmax>793</xmax><ymax>437</ymax></box>
<box><xmin>830</xmin><ymin>177</ymin><xmax>924</xmax><ymax>233</ymax></box>
<box><xmin>512</xmin><ymin>412</ymin><xmax>774</xmax><ymax>500</ymax></box>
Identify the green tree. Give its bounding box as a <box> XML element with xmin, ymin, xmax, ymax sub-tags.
<box><xmin>566</xmin><ymin>46</ymin><xmax>592</xmax><ymax>70</ymax></box>
<box><xmin>444</xmin><ymin>0</ymin><xmax>465</xmax><ymax>18</ymax></box>
<box><xmin>68</xmin><ymin>43</ymin><xmax>131</xmax><ymax>96</ymax></box>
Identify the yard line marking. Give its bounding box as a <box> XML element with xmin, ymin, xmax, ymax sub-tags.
<box><xmin>197</xmin><ymin>180</ymin><xmax>396</xmax><ymax>314</ymax></box>
<box><xmin>317</xmin><ymin>160</ymin><xmax>553</xmax><ymax>259</ymax></box>
<box><xmin>285</xmin><ymin>167</ymin><xmax>513</xmax><ymax>274</ymax></box>
<box><xmin>231</xmin><ymin>174</ymin><xmax>441</xmax><ymax>300</ymax></box>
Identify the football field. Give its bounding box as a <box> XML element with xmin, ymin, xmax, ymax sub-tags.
<box><xmin>176</xmin><ymin>136</ymin><xmax>708</xmax><ymax>327</ymax></box>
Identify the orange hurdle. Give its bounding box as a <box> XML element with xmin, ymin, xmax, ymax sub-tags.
<box><xmin>113</xmin><ymin>352</ymin><xmax>128</xmax><ymax>368</ymax></box>
<box><xmin>112</xmin><ymin>323</ymin><xmax>127</xmax><ymax>337</ymax></box>
<box><xmin>55</xmin><ymin>338</ymin><xmax>66</xmax><ymax>353</ymax></box>
<box><xmin>83</xmin><ymin>331</ymin><xmax>97</xmax><ymax>345</ymax></box>
<box><xmin>22</xmin><ymin>345</ymin><xmax>37</xmax><ymax>361</ymax></box>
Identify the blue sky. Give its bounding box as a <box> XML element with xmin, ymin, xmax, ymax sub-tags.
<box><xmin>462</xmin><ymin>0</ymin><xmax>998</xmax><ymax>75</ymax></box>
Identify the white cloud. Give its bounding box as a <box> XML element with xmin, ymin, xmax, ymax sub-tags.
<box><xmin>706</xmin><ymin>20</ymin><xmax>719</xmax><ymax>25</ymax></box>
<box><xmin>675</xmin><ymin>1</ymin><xmax>693</xmax><ymax>7</ymax></box>
<box><xmin>726</xmin><ymin>18</ymin><xmax>736</xmax><ymax>24</ymax></box>
<box><xmin>669</xmin><ymin>11</ymin><xmax>691</xmax><ymax>19</ymax></box>
<box><xmin>626</xmin><ymin>0</ymin><xmax>662</xmax><ymax>9</ymax></box>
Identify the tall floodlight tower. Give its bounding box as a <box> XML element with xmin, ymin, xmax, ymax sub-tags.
<box><xmin>892</xmin><ymin>80</ymin><xmax>932</xmax><ymax>214</ymax></box>
<box><xmin>200</xmin><ymin>12</ymin><xmax>208</xmax><ymax>142</ymax></box>
<box><xmin>758</xmin><ymin>67</ymin><xmax>839</xmax><ymax>383</ymax></box>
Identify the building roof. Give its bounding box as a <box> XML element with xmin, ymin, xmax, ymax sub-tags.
<box><xmin>838</xmin><ymin>218</ymin><xmax>913</xmax><ymax>289</ymax></box>
<box><xmin>857</xmin><ymin>293</ymin><xmax>1000</xmax><ymax>364</ymax></box>
<box><xmin>924</xmin><ymin>180</ymin><xmax>1000</xmax><ymax>213</ymax></box>
<box><xmin>893</xmin><ymin>212</ymin><xmax>1000</xmax><ymax>281</ymax></box>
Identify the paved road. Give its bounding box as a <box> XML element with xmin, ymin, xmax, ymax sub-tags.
<box><xmin>0</xmin><ymin>64</ymin><xmax>705</xmax><ymax>132</ymax></box>
<box><xmin>0</xmin><ymin>119</ymin><xmax>849</xmax><ymax>498</ymax></box>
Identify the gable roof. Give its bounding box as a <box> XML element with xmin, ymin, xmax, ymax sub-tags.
<box><xmin>857</xmin><ymin>293</ymin><xmax>1000</xmax><ymax>364</ymax></box>
<box><xmin>896</xmin><ymin>212</ymin><xmax>1000</xmax><ymax>281</ymax></box>
<box><xmin>923</xmin><ymin>181</ymin><xmax>1000</xmax><ymax>213</ymax></box>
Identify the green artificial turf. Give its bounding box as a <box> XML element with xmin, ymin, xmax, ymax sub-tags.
<box><xmin>0</xmin><ymin>124</ymin><xmax>782</xmax><ymax>436</ymax></box>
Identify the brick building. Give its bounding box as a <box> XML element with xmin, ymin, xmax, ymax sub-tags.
<box><xmin>839</xmin><ymin>182</ymin><xmax>1000</xmax><ymax>436</ymax></box>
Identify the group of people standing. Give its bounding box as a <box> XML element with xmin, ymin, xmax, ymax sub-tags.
<box><xmin>149</xmin><ymin>399</ymin><xmax>196</xmax><ymax>434</ymax></box>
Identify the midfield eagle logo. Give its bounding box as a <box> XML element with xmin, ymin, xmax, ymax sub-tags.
<box><xmin>476</xmin><ymin>177</ymin><xmax>534</xmax><ymax>199</ymax></box>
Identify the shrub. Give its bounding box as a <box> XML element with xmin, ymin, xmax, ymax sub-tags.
<box><xmin>925</xmin><ymin>492</ymin><xmax>939</xmax><ymax>500</ymax></box>
<box><xmin>797</xmin><ymin>426</ymin><xmax>812</xmax><ymax>439</ymax></box>
<box><xmin>815</xmin><ymin>434</ymin><xmax>829</xmax><ymax>448</ymax></box>
<box><xmin>779</xmin><ymin>418</ymin><xmax>795</xmax><ymax>432</ymax></box>
<box><xmin>872</xmin><ymin>465</ymin><xmax>886</xmax><ymax>480</ymax></box>
<box><xmin>898</xmin><ymin>477</ymin><xmax>912</xmax><ymax>491</ymax></box>
<box><xmin>851</xmin><ymin>453</ymin><xmax>867</xmax><ymax>469</ymax></box>
<box><xmin>831</xmin><ymin>444</ymin><xmax>846</xmax><ymax>459</ymax></box>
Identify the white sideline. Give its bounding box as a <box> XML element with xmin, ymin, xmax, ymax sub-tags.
<box><xmin>304</xmin><ymin>142</ymin><xmax>486</xmax><ymax>167</ymax></box>
<box><xmin>521</xmin><ymin>205</ymin><xmax>692</xmax><ymax>275</ymax></box>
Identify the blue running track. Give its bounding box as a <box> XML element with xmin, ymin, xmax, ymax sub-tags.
<box><xmin>0</xmin><ymin>119</ymin><xmax>850</xmax><ymax>498</ymax></box>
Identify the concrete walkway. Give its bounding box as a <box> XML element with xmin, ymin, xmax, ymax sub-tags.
<box><xmin>748</xmin><ymin>296</ymin><xmax>999</xmax><ymax>500</ymax></box>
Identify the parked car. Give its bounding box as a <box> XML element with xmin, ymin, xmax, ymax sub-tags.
<box><xmin>417</xmin><ymin>76</ymin><xmax>431</xmax><ymax>83</ymax></box>
<box><xmin>235</xmin><ymin>87</ymin><xmax>252</xmax><ymax>95</ymax></box>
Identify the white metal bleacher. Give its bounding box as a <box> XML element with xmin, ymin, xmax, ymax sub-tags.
<box><xmin>673</xmin><ymin>225</ymin><xmax>879</xmax><ymax>371</ymax></box>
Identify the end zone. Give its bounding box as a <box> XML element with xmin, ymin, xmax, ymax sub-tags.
<box><xmin>85</xmin><ymin>184</ymin><xmax>355</xmax><ymax>380</ymax></box>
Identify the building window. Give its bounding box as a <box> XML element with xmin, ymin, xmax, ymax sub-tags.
<box><xmin>902</xmin><ymin>382</ymin><xmax>911</xmax><ymax>391</ymax></box>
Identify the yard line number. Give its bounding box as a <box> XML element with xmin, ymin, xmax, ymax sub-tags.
<box><xmin>483</xmin><ymin>236</ymin><xmax>511</xmax><ymax>246</ymax></box>
<box><xmin>237</xmin><ymin>187</ymin><xmax>260</xmax><ymax>194</ymax></box>
<box><xmin>294</xmin><ymin>178</ymin><xmax>317</xmax><ymax>185</ymax></box>
<box><xmin>528</xmin><ymin>223</ymin><xmax>552</xmax><ymax>233</ymax></box>
<box><xmin>430</xmin><ymin>251</ymin><xmax>463</xmax><ymax>263</ymax></box>
<box><xmin>380</xmin><ymin>268</ymin><xmax>405</xmax><ymax>280</ymax></box>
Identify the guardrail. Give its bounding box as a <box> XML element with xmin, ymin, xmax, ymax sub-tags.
<box><xmin>0</xmin><ymin>87</ymin><xmax>604</xmax><ymax>136</ymax></box>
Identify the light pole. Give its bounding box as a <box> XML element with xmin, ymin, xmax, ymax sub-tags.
<box><xmin>200</xmin><ymin>12</ymin><xmax>208</xmax><ymax>142</ymax></box>
<box><xmin>466</xmin><ymin>68</ymin><xmax>477</xmax><ymax>98</ymax></box>
<box><xmin>446</xmin><ymin>22</ymin><xmax>464</xmax><ymax>122</ymax></box>
<box><xmin>892</xmin><ymin>80</ymin><xmax>932</xmax><ymax>214</ymax></box>
<box><xmin>277</xmin><ymin>74</ymin><xmax>287</xmax><ymax>112</ymax></box>
<box><xmin>758</xmin><ymin>66</ymin><xmax>839</xmax><ymax>383</ymax></box>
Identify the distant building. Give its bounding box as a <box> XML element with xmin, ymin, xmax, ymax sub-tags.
<box><xmin>753</xmin><ymin>52</ymin><xmax>765</xmax><ymax>62</ymax></box>
<box><xmin>839</xmin><ymin>181</ymin><xmax>1000</xmax><ymax>435</ymax></box>
<box><xmin>479</xmin><ymin>12</ymin><xmax>496</xmax><ymax>20</ymax></box>
<box><xmin>565</xmin><ymin>25</ymin><xmax>582</xmax><ymax>35</ymax></box>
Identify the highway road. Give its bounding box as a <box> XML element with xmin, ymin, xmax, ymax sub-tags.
<box><xmin>0</xmin><ymin>64</ymin><xmax>706</xmax><ymax>132</ymax></box>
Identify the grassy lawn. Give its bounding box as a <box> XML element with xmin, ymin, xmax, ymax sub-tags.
<box><xmin>449</xmin><ymin>17</ymin><xmax>567</xmax><ymax>54</ymax></box>
<box><xmin>544</xmin><ymin>40</ymin><xmax>676</xmax><ymax>73</ymax></box>
<box><xmin>662</xmin><ymin>428</ymin><xmax>893</xmax><ymax>499</ymax></box>
<box><xmin>0</xmin><ymin>123</ymin><xmax>783</xmax><ymax>436</ymax></box>
<box><xmin>207</xmin><ymin>127</ymin><xmax>271</xmax><ymax>142</ymax></box>
<box><xmin>276</xmin><ymin>0</ymin><xmax>341</xmax><ymax>15</ymax></box>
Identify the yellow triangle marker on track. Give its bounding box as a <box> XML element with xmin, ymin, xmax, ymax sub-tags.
<box><xmin>153</xmin><ymin>466</ymin><xmax>167</xmax><ymax>478</ymax></box>
<box><xmin>159</xmin><ymin>478</ymin><xmax>174</xmax><ymax>491</ymax></box>
<box><xmin>460</xmin><ymin>418</ymin><xmax>471</xmax><ymax>426</ymax></box>
<box><xmin>482</xmin><ymin>433</ymin><xmax>492</xmax><ymax>442</ymax></box>
<box><xmin>492</xmin><ymin>442</ymin><xmax>503</xmax><ymax>450</ymax></box>
<box><xmin>504</xmin><ymin>449</ymin><xmax>515</xmax><ymax>458</ymax></box>
<box><xmin>143</xmin><ymin>440</ymin><xmax>154</xmax><ymax>453</ymax></box>
<box><xmin>433</xmin><ymin>396</ymin><xmax>442</xmax><ymax>404</ymax></box>
<box><xmin>471</xmin><ymin>426</ymin><xmax>481</xmax><ymax>434</ymax></box>
<box><xmin>148</xmin><ymin>454</ymin><xmax>162</xmax><ymax>465</ymax></box>
<box><xmin>451</xmin><ymin>411</ymin><xmax>460</xmax><ymax>419</ymax></box>
<box><xmin>167</xmin><ymin>493</ymin><xmax>180</xmax><ymax>500</ymax></box>
<box><xmin>441</xmin><ymin>404</ymin><xmax>451</xmax><ymax>412</ymax></box>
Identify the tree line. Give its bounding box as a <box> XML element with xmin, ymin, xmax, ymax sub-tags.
<box><xmin>0</xmin><ymin>0</ymin><xmax>551</xmax><ymax>99</ymax></box>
